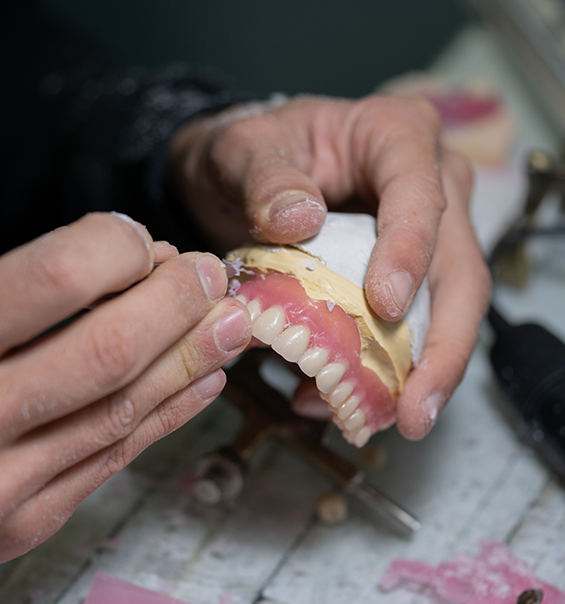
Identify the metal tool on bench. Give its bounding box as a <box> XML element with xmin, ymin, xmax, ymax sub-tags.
<box><xmin>192</xmin><ymin>348</ymin><xmax>421</xmax><ymax>537</ymax></box>
<box><xmin>490</xmin><ymin>150</ymin><xmax>565</xmax><ymax>287</ymax></box>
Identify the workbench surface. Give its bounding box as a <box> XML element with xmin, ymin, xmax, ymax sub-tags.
<box><xmin>1</xmin><ymin>26</ymin><xmax>565</xmax><ymax>604</ymax></box>
<box><xmin>2</xmin><ymin>344</ymin><xmax>564</xmax><ymax>604</ymax></box>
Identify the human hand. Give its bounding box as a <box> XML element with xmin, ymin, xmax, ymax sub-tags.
<box><xmin>0</xmin><ymin>212</ymin><xmax>252</xmax><ymax>562</ymax></box>
<box><xmin>170</xmin><ymin>95</ymin><xmax>490</xmax><ymax>440</ymax></box>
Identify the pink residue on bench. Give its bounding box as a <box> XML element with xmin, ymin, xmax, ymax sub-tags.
<box><xmin>380</xmin><ymin>541</ymin><xmax>565</xmax><ymax>604</ymax></box>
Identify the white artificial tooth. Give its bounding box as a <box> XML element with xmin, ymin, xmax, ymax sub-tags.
<box><xmin>316</xmin><ymin>363</ymin><xmax>347</xmax><ymax>394</ymax></box>
<box><xmin>337</xmin><ymin>395</ymin><xmax>360</xmax><ymax>420</ymax></box>
<box><xmin>353</xmin><ymin>426</ymin><xmax>372</xmax><ymax>448</ymax></box>
<box><xmin>252</xmin><ymin>306</ymin><xmax>286</xmax><ymax>345</ymax></box>
<box><xmin>298</xmin><ymin>347</ymin><xmax>329</xmax><ymax>377</ymax></box>
<box><xmin>235</xmin><ymin>294</ymin><xmax>248</xmax><ymax>305</ymax></box>
<box><xmin>344</xmin><ymin>408</ymin><xmax>366</xmax><ymax>431</ymax></box>
<box><xmin>272</xmin><ymin>325</ymin><xmax>311</xmax><ymax>362</ymax></box>
<box><xmin>342</xmin><ymin>430</ymin><xmax>355</xmax><ymax>444</ymax></box>
<box><xmin>247</xmin><ymin>298</ymin><xmax>262</xmax><ymax>321</ymax></box>
<box><xmin>328</xmin><ymin>382</ymin><xmax>354</xmax><ymax>408</ymax></box>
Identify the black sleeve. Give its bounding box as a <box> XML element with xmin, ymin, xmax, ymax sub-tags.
<box><xmin>0</xmin><ymin>3</ymin><xmax>252</xmax><ymax>255</ymax></box>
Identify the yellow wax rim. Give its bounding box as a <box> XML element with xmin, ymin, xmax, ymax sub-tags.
<box><xmin>227</xmin><ymin>244</ymin><xmax>413</xmax><ymax>396</ymax></box>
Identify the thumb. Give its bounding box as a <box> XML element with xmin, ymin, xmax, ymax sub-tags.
<box><xmin>211</xmin><ymin>113</ymin><xmax>327</xmax><ymax>244</ymax></box>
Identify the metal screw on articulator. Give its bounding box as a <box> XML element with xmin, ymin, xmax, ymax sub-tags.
<box><xmin>191</xmin><ymin>348</ymin><xmax>421</xmax><ymax>537</ymax></box>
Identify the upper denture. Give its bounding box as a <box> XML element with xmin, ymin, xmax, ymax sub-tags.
<box><xmin>235</xmin><ymin>272</ymin><xmax>396</xmax><ymax>435</ymax></box>
<box><xmin>225</xmin><ymin>212</ymin><xmax>430</xmax><ymax>447</ymax></box>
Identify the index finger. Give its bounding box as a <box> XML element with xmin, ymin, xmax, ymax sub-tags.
<box><xmin>0</xmin><ymin>213</ymin><xmax>155</xmax><ymax>355</ymax></box>
<box><xmin>359</xmin><ymin>97</ymin><xmax>446</xmax><ymax>321</ymax></box>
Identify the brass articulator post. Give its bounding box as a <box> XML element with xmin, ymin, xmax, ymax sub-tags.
<box><xmin>491</xmin><ymin>150</ymin><xmax>565</xmax><ymax>286</ymax></box>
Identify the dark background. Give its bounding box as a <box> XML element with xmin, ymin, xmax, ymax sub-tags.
<box><xmin>40</xmin><ymin>0</ymin><xmax>469</xmax><ymax>97</ymax></box>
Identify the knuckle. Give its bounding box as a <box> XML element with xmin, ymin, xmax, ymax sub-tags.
<box><xmin>85</xmin><ymin>322</ymin><xmax>137</xmax><ymax>387</ymax></box>
<box><xmin>174</xmin><ymin>337</ymin><xmax>207</xmax><ymax>385</ymax></box>
<box><xmin>434</xmin><ymin>193</ymin><xmax>448</xmax><ymax>215</ymax></box>
<box><xmin>388</xmin><ymin>172</ymin><xmax>446</xmax><ymax>218</ymax></box>
<box><xmin>443</xmin><ymin>150</ymin><xmax>474</xmax><ymax>198</ymax></box>
<box><xmin>420</xmin><ymin>174</ymin><xmax>448</xmax><ymax>214</ymax></box>
<box><xmin>153</xmin><ymin>405</ymin><xmax>182</xmax><ymax>438</ymax></box>
<box><xmin>102</xmin><ymin>440</ymin><xmax>134</xmax><ymax>477</ymax></box>
<box><xmin>100</xmin><ymin>396</ymin><xmax>136</xmax><ymax>445</ymax></box>
<box><xmin>365</xmin><ymin>95</ymin><xmax>442</xmax><ymax>132</ymax></box>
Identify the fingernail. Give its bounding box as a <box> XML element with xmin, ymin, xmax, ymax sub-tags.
<box><xmin>192</xmin><ymin>369</ymin><xmax>226</xmax><ymax>400</ymax></box>
<box><xmin>387</xmin><ymin>271</ymin><xmax>413</xmax><ymax>314</ymax></box>
<box><xmin>214</xmin><ymin>308</ymin><xmax>252</xmax><ymax>352</ymax></box>
<box><xmin>269</xmin><ymin>191</ymin><xmax>324</xmax><ymax>222</ymax></box>
<box><xmin>423</xmin><ymin>392</ymin><xmax>446</xmax><ymax>431</ymax></box>
<box><xmin>197</xmin><ymin>254</ymin><xmax>227</xmax><ymax>300</ymax></box>
<box><xmin>110</xmin><ymin>212</ymin><xmax>152</xmax><ymax>251</ymax></box>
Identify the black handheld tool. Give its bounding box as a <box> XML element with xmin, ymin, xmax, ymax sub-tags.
<box><xmin>489</xmin><ymin>305</ymin><xmax>565</xmax><ymax>478</ymax></box>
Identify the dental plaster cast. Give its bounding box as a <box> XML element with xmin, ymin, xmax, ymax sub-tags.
<box><xmin>225</xmin><ymin>212</ymin><xmax>430</xmax><ymax>448</ymax></box>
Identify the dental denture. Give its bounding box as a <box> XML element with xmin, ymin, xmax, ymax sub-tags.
<box><xmin>225</xmin><ymin>213</ymin><xmax>430</xmax><ymax>447</ymax></box>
